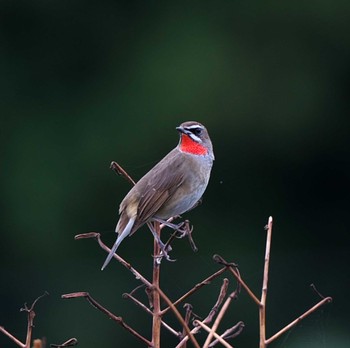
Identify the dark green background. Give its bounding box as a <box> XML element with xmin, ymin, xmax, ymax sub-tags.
<box><xmin>1</xmin><ymin>1</ymin><xmax>349</xmax><ymax>347</ymax></box>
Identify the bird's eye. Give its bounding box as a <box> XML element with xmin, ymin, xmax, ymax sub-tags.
<box><xmin>191</xmin><ymin>127</ymin><xmax>202</xmax><ymax>136</ymax></box>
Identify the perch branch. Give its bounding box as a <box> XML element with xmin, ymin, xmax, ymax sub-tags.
<box><xmin>151</xmin><ymin>221</ymin><xmax>162</xmax><ymax>348</ymax></box>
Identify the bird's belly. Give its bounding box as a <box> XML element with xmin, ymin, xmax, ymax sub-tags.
<box><xmin>154</xmin><ymin>184</ymin><xmax>205</xmax><ymax>220</ymax></box>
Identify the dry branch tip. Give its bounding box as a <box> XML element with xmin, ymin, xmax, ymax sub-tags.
<box><xmin>310</xmin><ymin>283</ymin><xmax>331</xmax><ymax>301</ymax></box>
<box><xmin>74</xmin><ymin>232</ymin><xmax>100</xmax><ymax>240</ymax></box>
<box><xmin>61</xmin><ymin>292</ymin><xmax>89</xmax><ymax>299</ymax></box>
<box><xmin>212</xmin><ymin>254</ymin><xmax>238</xmax><ymax>267</ymax></box>
<box><xmin>20</xmin><ymin>291</ymin><xmax>49</xmax><ymax>312</ymax></box>
<box><xmin>50</xmin><ymin>338</ymin><xmax>78</xmax><ymax>347</ymax></box>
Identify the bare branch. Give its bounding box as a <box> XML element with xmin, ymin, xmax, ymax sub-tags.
<box><xmin>265</xmin><ymin>296</ymin><xmax>332</xmax><ymax>345</ymax></box>
<box><xmin>153</xmin><ymin>285</ymin><xmax>200</xmax><ymax>348</ymax></box>
<box><xmin>193</xmin><ymin>320</ymin><xmax>233</xmax><ymax>348</ymax></box>
<box><xmin>74</xmin><ymin>232</ymin><xmax>153</xmax><ymax>288</ymax></box>
<box><xmin>214</xmin><ymin>254</ymin><xmax>261</xmax><ymax>306</ymax></box>
<box><xmin>61</xmin><ymin>292</ymin><xmax>152</xmax><ymax>347</ymax></box>
<box><xmin>110</xmin><ymin>161</ymin><xmax>136</xmax><ymax>185</ymax></box>
<box><xmin>176</xmin><ymin>278</ymin><xmax>230</xmax><ymax>348</ymax></box>
<box><xmin>151</xmin><ymin>222</ymin><xmax>162</xmax><ymax>348</ymax></box>
<box><xmin>208</xmin><ymin>321</ymin><xmax>244</xmax><ymax>347</ymax></box>
<box><xmin>123</xmin><ymin>292</ymin><xmax>180</xmax><ymax>338</ymax></box>
<box><xmin>310</xmin><ymin>283</ymin><xmax>326</xmax><ymax>299</ymax></box>
<box><xmin>259</xmin><ymin>216</ymin><xmax>273</xmax><ymax>348</ymax></box>
<box><xmin>160</xmin><ymin>267</ymin><xmax>227</xmax><ymax>316</ymax></box>
<box><xmin>182</xmin><ymin>303</ymin><xmax>193</xmax><ymax>343</ymax></box>
<box><xmin>203</xmin><ymin>286</ymin><xmax>240</xmax><ymax>348</ymax></box>
<box><xmin>50</xmin><ymin>338</ymin><xmax>78</xmax><ymax>347</ymax></box>
<box><xmin>0</xmin><ymin>292</ymin><xmax>48</xmax><ymax>348</ymax></box>
<box><xmin>203</xmin><ymin>278</ymin><xmax>229</xmax><ymax>325</ymax></box>
<box><xmin>0</xmin><ymin>326</ymin><xmax>25</xmax><ymax>348</ymax></box>
<box><xmin>123</xmin><ymin>292</ymin><xmax>153</xmax><ymax>315</ymax></box>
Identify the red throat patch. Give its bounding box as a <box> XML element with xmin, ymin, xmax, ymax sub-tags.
<box><xmin>179</xmin><ymin>134</ymin><xmax>208</xmax><ymax>155</ymax></box>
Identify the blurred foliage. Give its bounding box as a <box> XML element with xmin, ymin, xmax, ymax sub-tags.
<box><xmin>0</xmin><ymin>0</ymin><xmax>349</xmax><ymax>347</ymax></box>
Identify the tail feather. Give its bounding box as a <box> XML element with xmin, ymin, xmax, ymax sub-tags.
<box><xmin>101</xmin><ymin>217</ymin><xmax>136</xmax><ymax>270</ymax></box>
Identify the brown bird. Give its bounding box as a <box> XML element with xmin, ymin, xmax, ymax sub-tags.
<box><xmin>101</xmin><ymin>121</ymin><xmax>214</xmax><ymax>270</ymax></box>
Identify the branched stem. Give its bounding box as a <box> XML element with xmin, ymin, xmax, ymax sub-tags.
<box><xmin>213</xmin><ymin>255</ymin><xmax>261</xmax><ymax>306</ymax></box>
<box><xmin>61</xmin><ymin>292</ymin><xmax>152</xmax><ymax>347</ymax></box>
<box><xmin>160</xmin><ymin>267</ymin><xmax>227</xmax><ymax>316</ymax></box>
<box><xmin>176</xmin><ymin>278</ymin><xmax>231</xmax><ymax>348</ymax></box>
<box><xmin>154</xmin><ymin>285</ymin><xmax>200</xmax><ymax>348</ymax></box>
<box><xmin>265</xmin><ymin>296</ymin><xmax>332</xmax><ymax>345</ymax></box>
<box><xmin>259</xmin><ymin>216</ymin><xmax>273</xmax><ymax>348</ymax></box>
<box><xmin>203</xmin><ymin>285</ymin><xmax>239</xmax><ymax>348</ymax></box>
<box><xmin>73</xmin><ymin>163</ymin><xmax>333</xmax><ymax>348</ymax></box>
<box><xmin>75</xmin><ymin>232</ymin><xmax>153</xmax><ymax>288</ymax></box>
<box><xmin>193</xmin><ymin>320</ymin><xmax>233</xmax><ymax>348</ymax></box>
<box><xmin>0</xmin><ymin>292</ymin><xmax>48</xmax><ymax>348</ymax></box>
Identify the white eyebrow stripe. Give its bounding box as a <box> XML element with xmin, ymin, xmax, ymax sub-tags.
<box><xmin>185</xmin><ymin>125</ymin><xmax>203</xmax><ymax>130</ymax></box>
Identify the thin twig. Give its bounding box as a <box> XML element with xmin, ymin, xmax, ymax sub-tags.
<box><xmin>203</xmin><ymin>286</ymin><xmax>240</xmax><ymax>348</ymax></box>
<box><xmin>110</xmin><ymin>161</ymin><xmax>136</xmax><ymax>185</ymax></box>
<box><xmin>182</xmin><ymin>303</ymin><xmax>193</xmax><ymax>344</ymax></box>
<box><xmin>193</xmin><ymin>320</ymin><xmax>233</xmax><ymax>348</ymax></box>
<box><xmin>154</xmin><ymin>285</ymin><xmax>200</xmax><ymax>348</ymax></box>
<box><xmin>204</xmin><ymin>278</ymin><xmax>229</xmax><ymax>324</ymax></box>
<box><xmin>259</xmin><ymin>216</ymin><xmax>273</xmax><ymax>348</ymax></box>
<box><xmin>0</xmin><ymin>326</ymin><xmax>25</xmax><ymax>347</ymax></box>
<box><xmin>124</xmin><ymin>292</ymin><xmax>180</xmax><ymax>337</ymax></box>
<box><xmin>310</xmin><ymin>283</ymin><xmax>325</xmax><ymax>299</ymax></box>
<box><xmin>75</xmin><ymin>232</ymin><xmax>153</xmax><ymax>288</ymax></box>
<box><xmin>123</xmin><ymin>292</ymin><xmax>153</xmax><ymax>315</ymax></box>
<box><xmin>50</xmin><ymin>338</ymin><xmax>78</xmax><ymax>347</ymax></box>
<box><xmin>214</xmin><ymin>255</ymin><xmax>261</xmax><ymax>306</ymax></box>
<box><xmin>160</xmin><ymin>267</ymin><xmax>227</xmax><ymax>316</ymax></box>
<box><xmin>176</xmin><ymin>278</ymin><xmax>230</xmax><ymax>348</ymax></box>
<box><xmin>265</xmin><ymin>296</ymin><xmax>332</xmax><ymax>345</ymax></box>
<box><xmin>61</xmin><ymin>292</ymin><xmax>152</xmax><ymax>347</ymax></box>
<box><xmin>0</xmin><ymin>292</ymin><xmax>48</xmax><ymax>348</ymax></box>
<box><xmin>208</xmin><ymin>321</ymin><xmax>245</xmax><ymax>347</ymax></box>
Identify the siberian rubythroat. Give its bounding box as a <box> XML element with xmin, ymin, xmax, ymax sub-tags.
<box><xmin>101</xmin><ymin>121</ymin><xmax>214</xmax><ymax>270</ymax></box>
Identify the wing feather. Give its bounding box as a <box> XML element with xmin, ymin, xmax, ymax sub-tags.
<box><xmin>129</xmin><ymin>150</ymin><xmax>185</xmax><ymax>235</ymax></box>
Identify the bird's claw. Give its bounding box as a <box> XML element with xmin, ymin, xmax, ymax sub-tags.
<box><xmin>153</xmin><ymin>251</ymin><xmax>177</xmax><ymax>264</ymax></box>
<box><xmin>174</xmin><ymin>220</ymin><xmax>193</xmax><ymax>239</ymax></box>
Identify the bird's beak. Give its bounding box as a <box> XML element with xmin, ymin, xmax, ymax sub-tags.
<box><xmin>176</xmin><ymin>126</ymin><xmax>188</xmax><ymax>135</ymax></box>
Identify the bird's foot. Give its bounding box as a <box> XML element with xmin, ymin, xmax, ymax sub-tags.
<box><xmin>173</xmin><ymin>220</ymin><xmax>193</xmax><ymax>239</ymax></box>
<box><xmin>153</xmin><ymin>246</ymin><xmax>176</xmax><ymax>264</ymax></box>
<box><xmin>154</xmin><ymin>218</ymin><xmax>192</xmax><ymax>238</ymax></box>
<box><xmin>154</xmin><ymin>218</ymin><xmax>198</xmax><ymax>252</ymax></box>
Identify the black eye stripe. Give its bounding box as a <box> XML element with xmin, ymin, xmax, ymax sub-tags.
<box><xmin>186</xmin><ymin>127</ymin><xmax>202</xmax><ymax>136</ymax></box>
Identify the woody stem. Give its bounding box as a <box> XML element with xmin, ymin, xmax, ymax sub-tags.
<box><xmin>152</xmin><ymin>221</ymin><xmax>162</xmax><ymax>348</ymax></box>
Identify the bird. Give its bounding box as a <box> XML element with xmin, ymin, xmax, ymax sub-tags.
<box><xmin>101</xmin><ymin>121</ymin><xmax>214</xmax><ymax>270</ymax></box>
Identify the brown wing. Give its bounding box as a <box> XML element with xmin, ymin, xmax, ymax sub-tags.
<box><xmin>129</xmin><ymin>149</ymin><xmax>185</xmax><ymax>235</ymax></box>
